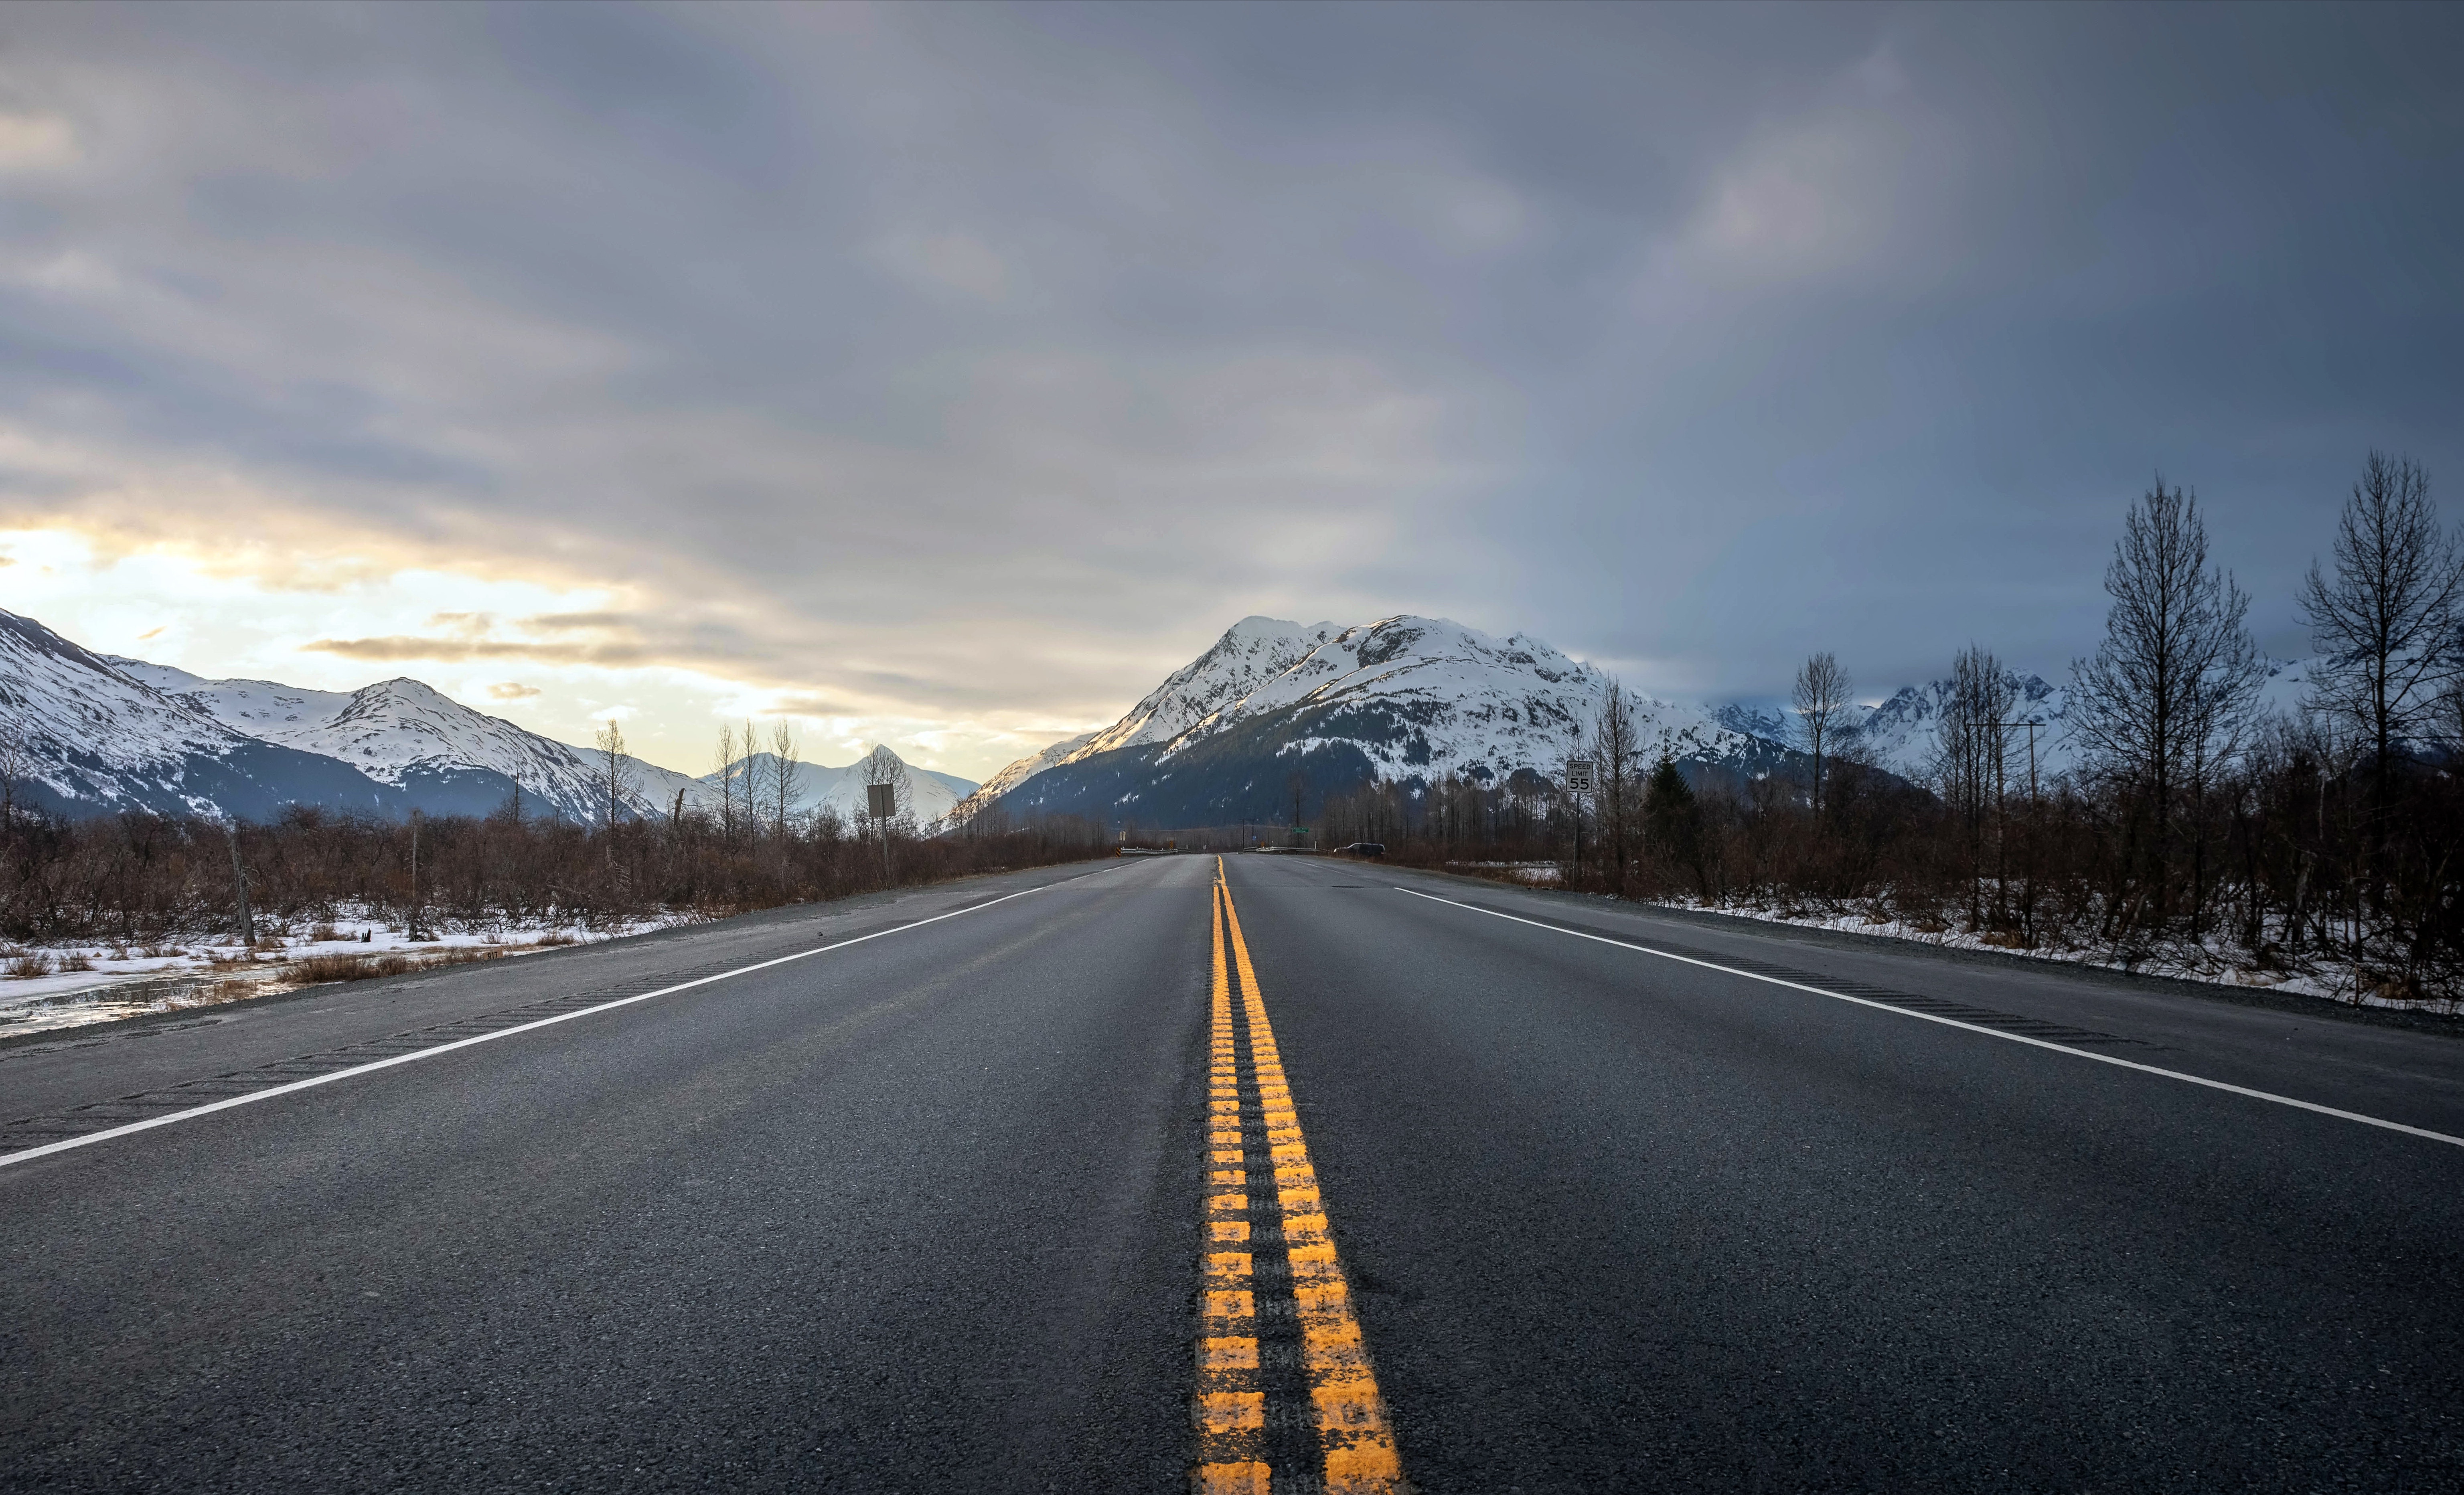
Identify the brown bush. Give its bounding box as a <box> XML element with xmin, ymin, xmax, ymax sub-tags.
<box><xmin>0</xmin><ymin>805</ymin><xmax>1107</xmax><ymax>948</ymax></box>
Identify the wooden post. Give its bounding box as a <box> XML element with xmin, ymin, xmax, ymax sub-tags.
<box><xmin>227</xmin><ymin>823</ymin><xmax>254</xmax><ymax>946</ymax></box>
<box><xmin>409</xmin><ymin>809</ymin><xmax>425</xmax><ymax>942</ymax></box>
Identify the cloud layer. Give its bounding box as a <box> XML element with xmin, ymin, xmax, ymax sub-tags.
<box><xmin>1</xmin><ymin>2</ymin><xmax>2458</xmax><ymax>772</ymax></box>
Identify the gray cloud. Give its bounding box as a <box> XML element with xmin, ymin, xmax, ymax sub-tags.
<box><xmin>1</xmin><ymin>0</ymin><xmax>2459</xmax><ymax>724</ymax></box>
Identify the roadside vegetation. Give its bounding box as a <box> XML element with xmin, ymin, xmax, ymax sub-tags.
<box><xmin>0</xmin><ymin>798</ymin><xmax>1109</xmax><ymax>947</ymax></box>
<box><xmin>1320</xmin><ymin>455</ymin><xmax>2464</xmax><ymax>1009</ymax></box>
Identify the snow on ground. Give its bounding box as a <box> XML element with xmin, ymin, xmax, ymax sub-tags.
<box><xmin>1636</xmin><ymin>896</ymin><xmax>2454</xmax><ymax>1016</ymax></box>
<box><xmin>1450</xmin><ymin>861</ymin><xmax>1562</xmax><ymax>885</ymax></box>
<box><xmin>1433</xmin><ymin>860</ymin><xmax>2448</xmax><ymax>1016</ymax></box>
<box><xmin>0</xmin><ymin>911</ymin><xmax>698</xmax><ymax>1037</ymax></box>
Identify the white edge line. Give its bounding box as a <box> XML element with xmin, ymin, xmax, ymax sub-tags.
<box><xmin>2</xmin><ymin>867</ymin><xmax>1123</xmax><ymax>1172</ymax></box>
<box><xmin>1395</xmin><ymin>886</ymin><xmax>2464</xmax><ymax>1151</ymax></box>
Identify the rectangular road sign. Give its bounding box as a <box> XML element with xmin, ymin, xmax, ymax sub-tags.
<box><xmin>866</xmin><ymin>782</ymin><xmax>897</xmax><ymax>820</ymax></box>
<box><xmin>1566</xmin><ymin>758</ymin><xmax>1596</xmax><ymax>793</ymax></box>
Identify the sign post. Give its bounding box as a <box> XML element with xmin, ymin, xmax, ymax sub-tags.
<box><xmin>867</xmin><ymin>782</ymin><xmax>897</xmax><ymax>885</ymax></box>
<box><xmin>1564</xmin><ymin>758</ymin><xmax>1595</xmax><ymax>889</ymax></box>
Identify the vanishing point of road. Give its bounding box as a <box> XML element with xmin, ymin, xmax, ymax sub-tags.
<box><xmin>4</xmin><ymin>854</ymin><xmax>2460</xmax><ymax>1491</ymax></box>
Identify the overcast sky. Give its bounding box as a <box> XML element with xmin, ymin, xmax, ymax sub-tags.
<box><xmin>1</xmin><ymin>1</ymin><xmax>2458</xmax><ymax>777</ymax></box>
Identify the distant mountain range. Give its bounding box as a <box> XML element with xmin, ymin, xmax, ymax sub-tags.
<box><xmin>8</xmin><ymin>600</ymin><xmax>2330</xmax><ymax>833</ymax></box>
<box><xmin>960</xmin><ymin>615</ymin><xmax>1803</xmax><ymax>828</ymax></box>
<box><xmin>962</xmin><ymin>614</ymin><xmax>2331</xmax><ymax>827</ymax></box>
<box><xmin>0</xmin><ymin>608</ymin><xmax>973</xmax><ymax>825</ymax></box>
<box><xmin>1710</xmin><ymin>656</ymin><xmax>2317</xmax><ymax>782</ymax></box>
<box><xmin>1709</xmin><ymin>672</ymin><xmax>2073</xmax><ymax>783</ymax></box>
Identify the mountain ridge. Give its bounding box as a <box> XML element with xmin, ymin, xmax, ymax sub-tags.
<box><xmin>971</xmin><ymin>614</ymin><xmax>1800</xmax><ymax>828</ymax></box>
<box><xmin>4</xmin><ymin>608</ymin><xmax>973</xmax><ymax>824</ymax></box>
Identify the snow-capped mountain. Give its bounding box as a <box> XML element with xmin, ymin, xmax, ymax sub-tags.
<box><xmin>975</xmin><ymin>615</ymin><xmax>1797</xmax><ymax>828</ymax></box>
<box><xmin>0</xmin><ymin>608</ymin><xmax>980</xmax><ymax>826</ymax></box>
<box><xmin>1855</xmin><ymin>674</ymin><xmax>2069</xmax><ymax>782</ymax></box>
<box><xmin>949</xmin><ymin>731</ymin><xmax>1096</xmax><ymax>823</ymax></box>
<box><xmin>114</xmin><ymin>659</ymin><xmax>614</xmax><ymax>822</ymax></box>
<box><xmin>0</xmin><ymin>609</ymin><xmax>402</xmax><ymax>821</ymax></box>
<box><xmin>1710</xmin><ymin>673</ymin><xmax>2069</xmax><ymax>783</ymax></box>
<box><xmin>1715</xmin><ymin>656</ymin><xmax>2322</xmax><ymax>786</ymax></box>
<box><xmin>1080</xmin><ymin>618</ymin><xmax>1348</xmax><ymax>758</ymax></box>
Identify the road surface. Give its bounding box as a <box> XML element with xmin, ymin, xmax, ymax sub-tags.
<box><xmin>4</xmin><ymin>853</ymin><xmax>2460</xmax><ymax>1491</ymax></box>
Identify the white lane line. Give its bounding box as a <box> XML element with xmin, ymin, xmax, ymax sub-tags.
<box><xmin>1</xmin><ymin>869</ymin><xmax>1121</xmax><ymax>1173</ymax></box>
<box><xmin>1396</xmin><ymin>887</ymin><xmax>2464</xmax><ymax>1151</ymax></box>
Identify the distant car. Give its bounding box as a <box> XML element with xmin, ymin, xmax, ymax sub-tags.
<box><xmin>1337</xmin><ymin>842</ymin><xmax>1386</xmax><ymax>857</ymax></box>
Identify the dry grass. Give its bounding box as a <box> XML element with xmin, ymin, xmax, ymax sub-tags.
<box><xmin>290</xmin><ymin>946</ymin><xmax>509</xmax><ymax>986</ymax></box>
<box><xmin>6</xmin><ymin>952</ymin><xmax>53</xmax><ymax>979</ymax></box>
<box><xmin>57</xmin><ymin>952</ymin><xmax>94</xmax><ymax>972</ymax></box>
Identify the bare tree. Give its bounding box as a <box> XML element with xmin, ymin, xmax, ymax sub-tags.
<box><xmin>2297</xmin><ymin>452</ymin><xmax>2460</xmax><ymax>856</ymax></box>
<box><xmin>1935</xmin><ymin>646</ymin><xmax>2016</xmax><ymax>925</ymax></box>
<box><xmin>1592</xmin><ymin>680</ymin><xmax>1643</xmax><ymax>895</ymax></box>
<box><xmin>729</xmin><ymin>714</ymin><xmax>759</xmax><ymax>837</ymax></box>
<box><xmin>770</xmin><ymin>719</ymin><xmax>800</xmax><ymax>836</ymax></box>
<box><xmin>1935</xmin><ymin>646</ymin><xmax>2014</xmax><ymax>847</ymax></box>
<box><xmin>594</xmin><ymin>719</ymin><xmax>640</xmax><ymax>834</ymax></box>
<box><xmin>2069</xmin><ymin>479</ymin><xmax>2264</xmax><ymax>933</ymax></box>
<box><xmin>711</xmin><ymin>723</ymin><xmax>738</xmax><ymax>841</ymax></box>
<box><xmin>1791</xmin><ymin>652</ymin><xmax>1853</xmax><ymax>814</ymax></box>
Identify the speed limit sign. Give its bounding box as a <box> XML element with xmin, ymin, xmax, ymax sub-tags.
<box><xmin>1565</xmin><ymin>758</ymin><xmax>1596</xmax><ymax>793</ymax></box>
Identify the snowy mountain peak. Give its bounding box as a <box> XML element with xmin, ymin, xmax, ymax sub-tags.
<box><xmin>5</xmin><ymin>610</ymin><xmax>400</xmax><ymax>821</ymax></box>
<box><xmin>971</xmin><ymin>613</ymin><xmax>1785</xmax><ymax>825</ymax></box>
<box><xmin>1710</xmin><ymin>668</ymin><xmax>2074</xmax><ymax>783</ymax></box>
<box><xmin>1073</xmin><ymin>616</ymin><xmax>1346</xmax><ymax>760</ymax></box>
<box><xmin>110</xmin><ymin>662</ymin><xmax>612</xmax><ymax>819</ymax></box>
<box><xmin>7</xmin><ymin>613</ymin><xmax>239</xmax><ymax>773</ymax></box>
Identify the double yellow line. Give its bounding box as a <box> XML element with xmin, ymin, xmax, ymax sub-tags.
<box><xmin>1196</xmin><ymin>858</ymin><xmax>1404</xmax><ymax>1494</ymax></box>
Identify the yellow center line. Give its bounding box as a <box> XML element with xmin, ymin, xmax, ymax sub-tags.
<box><xmin>1195</xmin><ymin>857</ymin><xmax>1406</xmax><ymax>1495</ymax></box>
<box><xmin>1196</xmin><ymin>866</ymin><xmax>1270</xmax><ymax>1494</ymax></box>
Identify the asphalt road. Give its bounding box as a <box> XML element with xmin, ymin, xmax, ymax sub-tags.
<box><xmin>4</xmin><ymin>853</ymin><xmax>2460</xmax><ymax>1491</ymax></box>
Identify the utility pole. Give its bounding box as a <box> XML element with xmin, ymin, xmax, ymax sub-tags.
<box><xmin>227</xmin><ymin>822</ymin><xmax>254</xmax><ymax>946</ymax></box>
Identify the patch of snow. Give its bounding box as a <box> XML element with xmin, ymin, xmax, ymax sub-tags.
<box><xmin>1641</xmin><ymin>896</ymin><xmax>2453</xmax><ymax>1016</ymax></box>
<box><xmin>0</xmin><ymin>912</ymin><xmax>694</xmax><ymax>1036</ymax></box>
